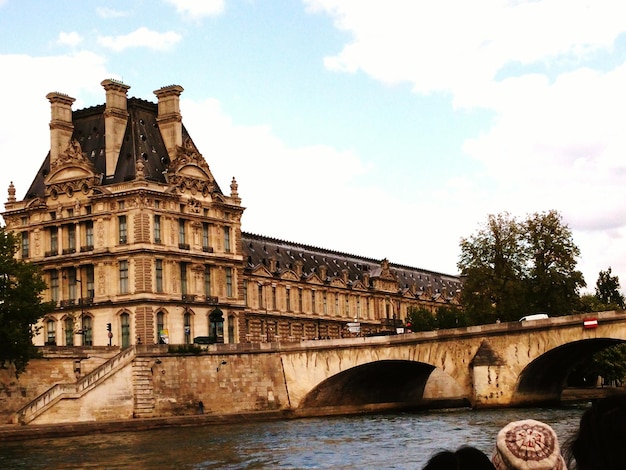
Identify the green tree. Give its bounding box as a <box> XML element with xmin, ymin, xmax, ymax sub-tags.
<box><xmin>458</xmin><ymin>212</ymin><xmax>528</xmax><ymax>322</ymax></box>
<box><xmin>458</xmin><ymin>210</ymin><xmax>585</xmax><ymax>322</ymax></box>
<box><xmin>0</xmin><ymin>226</ymin><xmax>53</xmax><ymax>376</ymax></box>
<box><xmin>406</xmin><ymin>307</ymin><xmax>436</xmax><ymax>332</ymax></box>
<box><xmin>435</xmin><ymin>306</ymin><xmax>468</xmax><ymax>329</ymax></box>
<box><xmin>595</xmin><ymin>267</ymin><xmax>625</xmax><ymax>309</ymax></box>
<box><xmin>524</xmin><ymin>210</ymin><xmax>586</xmax><ymax>316</ymax></box>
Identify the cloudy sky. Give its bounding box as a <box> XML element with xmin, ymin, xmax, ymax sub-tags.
<box><xmin>1</xmin><ymin>0</ymin><xmax>625</xmax><ymax>293</ymax></box>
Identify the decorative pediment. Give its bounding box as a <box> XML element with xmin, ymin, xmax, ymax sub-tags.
<box><xmin>330</xmin><ymin>278</ymin><xmax>346</xmax><ymax>288</ymax></box>
<box><xmin>168</xmin><ymin>137</ymin><xmax>218</xmax><ymax>196</ymax></box>
<box><xmin>250</xmin><ymin>265</ymin><xmax>273</xmax><ymax>278</ymax></box>
<box><xmin>280</xmin><ymin>271</ymin><xmax>299</xmax><ymax>281</ymax></box>
<box><xmin>45</xmin><ymin>139</ymin><xmax>99</xmax><ymax>198</ymax></box>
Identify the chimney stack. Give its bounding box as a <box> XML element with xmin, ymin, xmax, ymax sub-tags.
<box><xmin>46</xmin><ymin>92</ymin><xmax>75</xmax><ymax>168</ymax></box>
<box><xmin>101</xmin><ymin>79</ymin><xmax>130</xmax><ymax>178</ymax></box>
<box><xmin>154</xmin><ymin>85</ymin><xmax>184</xmax><ymax>157</ymax></box>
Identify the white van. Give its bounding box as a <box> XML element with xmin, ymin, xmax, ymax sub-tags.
<box><xmin>519</xmin><ymin>313</ymin><xmax>549</xmax><ymax>322</ymax></box>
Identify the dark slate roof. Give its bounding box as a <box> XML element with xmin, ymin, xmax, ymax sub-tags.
<box><xmin>25</xmin><ymin>98</ymin><xmax>221</xmax><ymax>199</ymax></box>
<box><xmin>242</xmin><ymin>232</ymin><xmax>461</xmax><ymax>295</ymax></box>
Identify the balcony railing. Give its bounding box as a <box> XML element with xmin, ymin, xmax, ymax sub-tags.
<box><xmin>178</xmin><ymin>243</ymin><xmax>190</xmax><ymax>250</ymax></box>
<box><xmin>62</xmin><ymin>248</ymin><xmax>76</xmax><ymax>255</ymax></box>
<box><xmin>44</xmin><ymin>250</ymin><xmax>58</xmax><ymax>257</ymax></box>
<box><xmin>80</xmin><ymin>245</ymin><xmax>94</xmax><ymax>252</ymax></box>
<box><xmin>202</xmin><ymin>246</ymin><xmax>214</xmax><ymax>253</ymax></box>
<box><xmin>182</xmin><ymin>294</ymin><xmax>196</xmax><ymax>302</ymax></box>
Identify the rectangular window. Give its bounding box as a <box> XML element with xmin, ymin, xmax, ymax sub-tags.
<box><xmin>21</xmin><ymin>232</ymin><xmax>29</xmax><ymax>258</ymax></box>
<box><xmin>118</xmin><ymin>215</ymin><xmax>127</xmax><ymax>244</ymax></box>
<box><xmin>335</xmin><ymin>294</ymin><xmax>339</xmax><ymax>315</ymax></box>
<box><xmin>272</xmin><ymin>286</ymin><xmax>277</xmax><ymax>310</ymax></box>
<box><xmin>154</xmin><ymin>215</ymin><xmax>161</xmax><ymax>243</ymax></box>
<box><xmin>243</xmin><ymin>280</ymin><xmax>248</xmax><ymax>306</ymax></box>
<box><xmin>323</xmin><ymin>293</ymin><xmax>328</xmax><ymax>315</ymax></box>
<box><xmin>119</xmin><ymin>260</ymin><xmax>129</xmax><ymax>294</ymax></box>
<box><xmin>67</xmin><ymin>268</ymin><xmax>77</xmax><ymax>301</ymax></box>
<box><xmin>286</xmin><ymin>288</ymin><xmax>291</xmax><ymax>311</ymax></box>
<box><xmin>311</xmin><ymin>290</ymin><xmax>316</xmax><ymax>313</ymax></box>
<box><xmin>226</xmin><ymin>267</ymin><xmax>233</xmax><ymax>297</ymax></box>
<box><xmin>203</xmin><ymin>265</ymin><xmax>212</xmax><ymax>297</ymax></box>
<box><xmin>298</xmin><ymin>289</ymin><xmax>303</xmax><ymax>312</ymax></box>
<box><xmin>223</xmin><ymin>226</ymin><xmax>231</xmax><ymax>252</ymax></box>
<box><xmin>156</xmin><ymin>259</ymin><xmax>163</xmax><ymax>293</ymax></box>
<box><xmin>50</xmin><ymin>227</ymin><xmax>58</xmax><ymax>255</ymax></box>
<box><xmin>346</xmin><ymin>295</ymin><xmax>350</xmax><ymax>317</ymax></box>
<box><xmin>202</xmin><ymin>223</ymin><xmax>210</xmax><ymax>250</ymax></box>
<box><xmin>50</xmin><ymin>271</ymin><xmax>59</xmax><ymax>303</ymax></box>
<box><xmin>86</xmin><ymin>265</ymin><xmax>95</xmax><ymax>298</ymax></box>
<box><xmin>67</xmin><ymin>224</ymin><xmax>76</xmax><ymax>251</ymax></box>
<box><xmin>83</xmin><ymin>221</ymin><xmax>94</xmax><ymax>251</ymax></box>
<box><xmin>259</xmin><ymin>284</ymin><xmax>264</xmax><ymax>309</ymax></box>
<box><xmin>180</xmin><ymin>262</ymin><xmax>188</xmax><ymax>295</ymax></box>
<box><xmin>179</xmin><ymin>219</ymin><xmax>186</xmax><ymax>245</ymax></box>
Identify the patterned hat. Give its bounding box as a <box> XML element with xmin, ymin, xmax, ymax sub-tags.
<box><xmin>492</xmin><ymin>419</ymin><xmax>567</xmax><ymax>470</ymax></box>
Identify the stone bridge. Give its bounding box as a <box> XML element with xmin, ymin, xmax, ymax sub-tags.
<box><xmin>8</xmin><ymin>310</ymin><xmax>626</xmax><ymax>425</ymax></box>
<box><xmin>283</xmin><ymin>310</ymin><xmax>626</xmax><ymax>410</ymax></box>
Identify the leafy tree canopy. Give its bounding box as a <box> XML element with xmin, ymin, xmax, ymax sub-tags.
<box><xmin>595</xmin><ymin>267</ymin><xmax>625</xmax><ymax>310</ymax></box>
<box><xmin>0</xmin><ymin>226</ymin><xmax>53</xmax><ymax>376</ymax></box>
<box><xmin>458</xmin><ymin>210</ymin><xmax>586</xmax><ymax>322</ymax></box>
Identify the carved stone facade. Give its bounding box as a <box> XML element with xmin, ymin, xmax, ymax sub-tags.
<box><xmin>2</xmin><ymin>79</ymin><xmax>461</xmax><ymax>348</ymax></box>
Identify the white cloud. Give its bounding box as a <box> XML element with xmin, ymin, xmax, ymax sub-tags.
<box><xmin>305</xmin><ymin>0</ymin><xmax>626</xmax><ymax>290</ymax></box>
<box><xmin>163</xmin><ymin>0</ymin><xmax>224</xmax><ymax>19</ymax></box>
<box><xmin>98</xmin><ymin>27</ymin><xmax>181</xmax><ymax>52</ymax></box>
<box><xmin>180</xmin><ymin>97</ymin><xmax>469</xmax><ymax>273</ymax></box>
<box><xmin>57</xmin><ymin>31</ymin><xmax>83</xmax><ymax>47</ymax></box>
<box><xmin>0</xmin><ymin>52</ymin><xmax>112</xmax><ymax>217</ymax></box>
<box><xmin>96</xmin><ymin>7</ymin><xmax>130</xmax><ymax>19</ymax></box>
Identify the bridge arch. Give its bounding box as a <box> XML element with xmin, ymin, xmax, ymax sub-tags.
<box><xmin>514</xmin><ymin>338</ymin><xmax>625</xmax><ymax>405</ymax></box>
<box><xmin>299</xmin><ymin>359</ymin><xmax>470</xmax><ymax>410</ymax></box>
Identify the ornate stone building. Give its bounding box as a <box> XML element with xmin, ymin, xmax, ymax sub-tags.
<box><xmin>2</xmin><ymin>79</ymin><xmax>461</xmax><ymax>348</ymax></box>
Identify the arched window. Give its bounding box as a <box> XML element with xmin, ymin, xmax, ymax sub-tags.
<box><xmin>121</xmin><ymin>313</ymin><xmax>130</xmax><ymax>348</ymax></box>
<box><xmin>83</xmin><ymin>316</ymin><xmax>93</xmax><ymax>346</ymax></box>
<box><xmin>184</xmin><ymin>311</ymin><xmax>192</xmax><ymax>344</ymax></box>
<box><xmin>228</xmin><ymin>314</ymin><xmax>235</xmax><ymax>343</ymax></box>
<box><xmin>156</xmin><ymin>310</ymin><xmax>166</xmax><ymax>344</ymax></box>
<box><xmin>64</xmin><ymin>317</ymin><xmax>74</xmax><ymax>346</ymax></box>
<box><xmin>45</xmin><ymin>318</ymin><xmax>56</xmax><ymax>346</ymax></box>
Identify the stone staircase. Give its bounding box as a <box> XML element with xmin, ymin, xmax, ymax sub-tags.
<box><xmin>11</xmin><ymin>346</ymin><xmax>137</xmax><ymax>424</ymax></box>
<box><xmin>132</xmin><ymin>358</ymin><xmax>156</xmax><ymax>418</ymax></box>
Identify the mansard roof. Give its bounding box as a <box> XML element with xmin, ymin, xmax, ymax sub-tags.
<box><xmin>242</xmin><ymin>232</ymin><xmax>462</xmax><ymax>298</ymax></box>
<box><xmin>24</xmin><ymin>97</ymin><xmax>222</xmax><ymax>200</ymax></box>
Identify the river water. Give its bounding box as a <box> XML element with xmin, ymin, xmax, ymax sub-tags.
<box><xmin>0</xmin><ymin>406</ymin><xmax>586</xmax><ymax>469</ymax></box>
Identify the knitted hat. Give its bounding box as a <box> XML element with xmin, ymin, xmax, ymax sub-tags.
<box><xmin>492</xmin><ymin>419</ymin><xmax>567</xmax><ymax>470</ymax></box>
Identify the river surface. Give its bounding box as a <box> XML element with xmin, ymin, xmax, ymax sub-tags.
<box><xmin>0</xmin><ymin>406</ymin><xmax>586</xmax><ymax>469</ymax></box>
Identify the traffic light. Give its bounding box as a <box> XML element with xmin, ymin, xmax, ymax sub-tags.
<box><xmin>106</xmin><ymin>323</ymin><xmax>112</xmax><ymax>332</ymax></box>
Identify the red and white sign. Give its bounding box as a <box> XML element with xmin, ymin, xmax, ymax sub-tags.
<box><xmin>583</xmin><ymin>318</ymin><xmax>598</xmax><ymax>329</ymax></box>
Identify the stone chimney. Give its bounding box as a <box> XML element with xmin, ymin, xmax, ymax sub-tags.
<box><xmin>101</xmin><ymin>79</ymin><xmax>130</xmax><ymax>178</ymax></box>
<box><xmin>46</xmin><ymin>92</ymin><xmax>75</xmax><ymax>168</ymax></box>
<box><xmin>154</xmin><ymin>84</ymin><xmax>184</xmax><ymax>158</ymax></box>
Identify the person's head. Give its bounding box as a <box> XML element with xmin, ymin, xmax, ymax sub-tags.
<box><xmin>564</xmin><ymin>394</ymin><xmax>626</xmax><ymax>470</ymax></box>
<box><xmin>492</xmin><ymin>419</ymin><xmax>566</xmax><ymax>470</ymax></box>
<box><xmin>423</xmin><ymin>445</ymin><xmax>495</xmax><ymax>470</ymax></box>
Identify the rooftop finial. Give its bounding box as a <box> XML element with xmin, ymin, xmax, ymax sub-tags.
<box><xmin>7</xmin><ymin>181</ymin><xmax>16</xmax><ymax>202</ymax></box>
